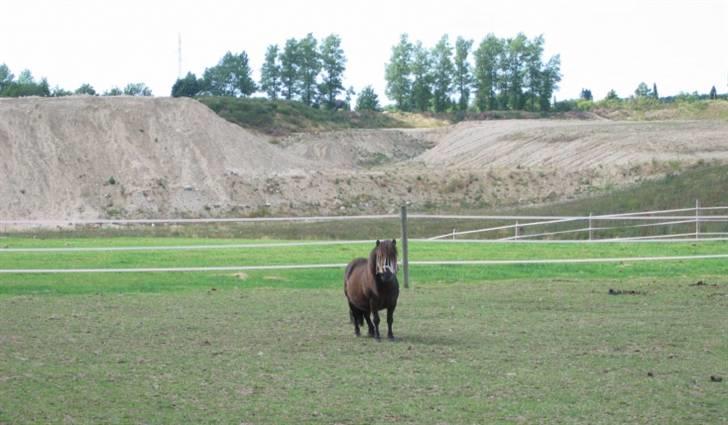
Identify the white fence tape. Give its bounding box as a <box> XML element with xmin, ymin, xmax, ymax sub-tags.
<box><xmin>0</xmin><ymin>240</ymin><xmax>373</xmax><ymax>253</ymax></box>
<box><xmin>2</xmin><ymin>253</ymin><xmax>728</xmax><ymax>274</ymax></box>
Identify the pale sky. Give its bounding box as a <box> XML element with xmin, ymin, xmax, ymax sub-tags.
<box><xmin>1</xmin><ymin>0</ymin><xmax>726</xmax><ymax>103</ymax></box>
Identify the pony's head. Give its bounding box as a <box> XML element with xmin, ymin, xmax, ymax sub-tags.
<box><xmin>370</xmin><ymin>239</ymin><xmax>398</xmax><ymax>283</ymax></box>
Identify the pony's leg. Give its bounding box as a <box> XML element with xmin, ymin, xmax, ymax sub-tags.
<box><xmin>386</xmin><ymin>306</ymin><xmax>396</xmax><ymax>340</ymax></box>
<box><xmin>348</xmin><ymin>303</ymin><xmax>361</xmax><ymax>336</ymax></box>
<box><xmin>372</xmin><ymin>310</ymin><xmax>381</xmax><ymax>340</ymax></box>
<box><xmin>363</xmin><ymin>312</ymin><xmax>375</xmax><ymax>337</ymax></box>
<box><xmin>352</xmin><ymin>311</ymin><xmax>360</xmax><ymax>336</ymax></box>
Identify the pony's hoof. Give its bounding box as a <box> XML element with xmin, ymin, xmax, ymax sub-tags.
<box><xmin>388</xmin><ymin>335</ymin><xmax>395</xmax><ymax>341</ymax></box>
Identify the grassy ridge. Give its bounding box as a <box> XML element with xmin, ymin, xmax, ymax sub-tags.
<box><xmin>589</xmin><ymin>99</ymin><xmax>728</xmax><ymax>121</ymax></box>
<box><xmin>197</xmin><ymin>97</ymin><xmax>446</xmax><ymax>136</ymax></box>
<box><xmin>508</xmin><ymin>163</ymin><xmax>728</xmax><ymax>230</ymax></box>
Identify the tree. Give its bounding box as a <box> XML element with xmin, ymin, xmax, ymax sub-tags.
<box><xmin>634</xmin><ymin>82</ymin><xmax>651</xmax><ymax>97</ymax></box>
<box><xmin>356</xmin><ymin>85</ymin><xmax>380</xmax><ymax>111</ymax></box>
<box><xmin>605</xmin><ymin>89</ymin><xmax>619</xmax><ymax>100</ymax></box>
<box><xmin>385</xmin><ymin>34</ymin><xmax>414</xmax><ymax>111</ymax></box>
<box><xmin>473</xmin><ymin>34</ymin><xmax>502</xmax><ymax>111</ymax></box>
<box><xmin>652</xmin><ymin>83</ymin><xmax>659</xmax><ymax>99</ymax></box>
<box><xmin>454</xmin><ymin>37</ymin><xmax>473</xmax><ymax>111</ymax></box>
<box><xmin>318</xmin><ymin>34</ymin><xmax>347</xmax><ymax>109</ymax></box>
<box><xmin>709</xmin><ymin>85</ymin><xmax>718</xmax><ymax>100</ymax></box>
<box><xmin>0</xmin><ymin>63</ymin><xmax>13</xmax><ymax>91</ymax></box>
<box><xmin>500</xmin><ymin>33</ymin><xmax>528</xmax><ymax>110</ymax></box>
<box><xmin>260</xmin><ymin>44</ymin><xmax>282</xmax><ymax>100</ymax></box>
<box><xmin>203</xmin><ymin>51</ymin><xmax>256</xmax><ymax>97</ymax></box>
<box><xmin>103</xmin><ymin>87</ymin><xmax>123</xmax><ymax>96</ymax></box>
<box><xmin>580</xmin><ymin>88</ymin><xmax>593</xmax><ymax>101</ymax></box>
<box><xmin>297</xmin><ymin>33</ymin><xmax>321</xmax><ymax>106</ymax></box>
<box><xmin>0</xmin><ymin>68</ymin><xmax>50</xmax><ymax>97</ymax></box>
<box><xmin>75</xmin><ymin>83</ymin><xmax>97</xmax><ymax>96</ymax></box>
<box><xmin>538</xmin><ymin>54</ymin><xmax>561</xmax><ymax>111</ymax></box>
<box><xmin>410</xmin><ymin>41</ymin><xmax>433</xmax><ymax>112</ymax></box>
<box><xmin>171</xmin><ymin>72</ymin><xmax>203</xmax><ymax>97</ymax></box>
<box><xmin>51</xmin><ymin>86</ymin><xmax>72</xmax><ymax>97</ymax></box>
<box><xmin>431</xmin><ymin>35</ymin><xmax>455</xmax><ymax>112</ymax></box>
<box><xmin>344</xmin><ymin>86</ymin><xmax>355</xmax><ymax>110</ymax></box>
<box><xmin>123</xmin><ymin>82</ymin><xmax>152</xmax><ymax>96</ymax></box>
<box><xmin>279</xmin><ymin>39</ymin><xmax>301</xmax><ymax>100</ymax></box>
<box><xmin>17</xmin><ymin>69</ymin><xmax>34</xmax><ymax>85</ymax></box>
<box><xmin>524</xmin><ymin>35</ymin><xmax>545</xmax><ymax>111</ymax></box>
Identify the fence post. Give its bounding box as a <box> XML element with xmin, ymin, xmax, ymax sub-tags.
<box><xmin>400</xmin><ymin>205</ymin><xmax>410</xmax><ymax>289</ymax></box>
<box><xmin>589</xmin><ymin>213</ymin><xmax>593</xmax><ymax>241</ymax></box>
<box><xmin>515</xmin><ymin>220</ymin><xmax>519</xmax><ymax>240</ymax></box>
<box><xmin>696</xmin><ymin>199</ymin><xmax>700</xmax><ymax>239</ymax></box>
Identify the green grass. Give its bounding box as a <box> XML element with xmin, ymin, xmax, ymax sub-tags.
<box><xmin>1</xmin><ymin>239</ymin><xmax>727</xmax><ymax>424</ymax></box>
<box><xmin>2</xmin><ymin>238</ymin><xmax>728</xmax><ymax>295</ymax></box>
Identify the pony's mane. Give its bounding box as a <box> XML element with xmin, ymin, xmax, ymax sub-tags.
<box><xmin>369</xmin><ymin>240</ymin><xmax>398</xmax><ymax>276</ymax></box>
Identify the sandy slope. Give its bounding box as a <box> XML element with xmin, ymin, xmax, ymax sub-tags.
<box><xmin>0</xmin><ymin>96</ymin><xmax>313</xmax><ymax>219</ymax></box>
<box><xmin>1</xmin><ymin>96</ymin><xmax>727</xmax><ymax>220</ymax></box>
<box><xmin>415</xmin><ymin>120</ymin><xmax>728</xmax><ymax>169</ymax></box>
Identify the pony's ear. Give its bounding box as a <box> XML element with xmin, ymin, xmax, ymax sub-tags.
<box><xmin>392</xmin><ymin>239</ymin><xmax>396</xmax><ymax>246</ymax></box>
<box><xmin>376</xmin><ymin>240</ymin><xmax>380</xmax><ymax>246</ymax></box>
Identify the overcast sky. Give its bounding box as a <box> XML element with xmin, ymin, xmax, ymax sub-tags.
<box><xmin>2</xmin><ymin>0</ymin><xmax>726</xmax><ymax>102</ymax></box>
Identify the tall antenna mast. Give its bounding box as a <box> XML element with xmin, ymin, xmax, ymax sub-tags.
<box><xmin>177</xmin><ymin>33</ymin><xmax>182</xmax><ymax>78</ymax></box>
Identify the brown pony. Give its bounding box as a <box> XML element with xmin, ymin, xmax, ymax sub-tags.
<box><xmin>344</xmin><ymin>239</ymin><xmax>399</xmax><ymax>340</ymax></box>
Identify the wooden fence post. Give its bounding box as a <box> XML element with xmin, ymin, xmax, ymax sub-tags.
<box><xmin>400</xmin><ymin>205</ymin><xmax>410</xmax><ymax>289</ymax></box>
<box><xmin>589</xmin><ymin>213</ymin><xmax>593</xmax><ymax>241</ymax></box>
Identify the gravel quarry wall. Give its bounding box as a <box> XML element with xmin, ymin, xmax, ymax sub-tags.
<box><xmin>2</xmin><ymin>96</ymin><xmax>727</xmax><ymax>220</ymax></box>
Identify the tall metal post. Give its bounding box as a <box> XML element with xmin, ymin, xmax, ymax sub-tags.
<box><xmin>400</xmin><ymin>205</ymin><xmax>410</xmax><ymax>289</ymax></box>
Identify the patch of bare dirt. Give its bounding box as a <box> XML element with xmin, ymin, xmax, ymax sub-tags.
<box><xmin>275</xmin><ymin>129</ymin><xmax>434</xmax><ymax>169</ymax></box>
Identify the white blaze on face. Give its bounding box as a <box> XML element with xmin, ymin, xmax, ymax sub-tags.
<box><xmin>377</xmin><ymin>251</ymin><xmax>397</xmax><ymax>275</ymax></box>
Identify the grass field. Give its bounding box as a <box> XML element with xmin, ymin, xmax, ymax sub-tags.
<box><xmin>1</xmin><ymin>238</ymin><xmax>727</xmax><ymax>424</ymax></box>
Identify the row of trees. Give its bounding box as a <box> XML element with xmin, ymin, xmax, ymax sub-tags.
<box><xmin>0</xmin><ymin>63</ymin><xmax>152</xmax><ymax>97</ymax></box>
<box><xmin>580</xmin><ymin>83</ymin><xmax>721</xmax><ymax>102</ymax></box>
<box><xmin>558</xmin><ymin>83</ymin><xmax>725</xmax><ymax>113</ymax></box>
<box><xmin>172</xmin><ymin>34</ymin><xmax>357</xmax><ymax>110</ymax></box>
<box><xmin>385</xmin><ymin>33</ymin><xmax>561</xmax><ymax>113</ymax></box>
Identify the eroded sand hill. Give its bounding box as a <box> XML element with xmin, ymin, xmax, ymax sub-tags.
<box><xmin>0</xmin><ymin>96</ymin><xmax>315</xmax><ymax>219</ymax></box>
